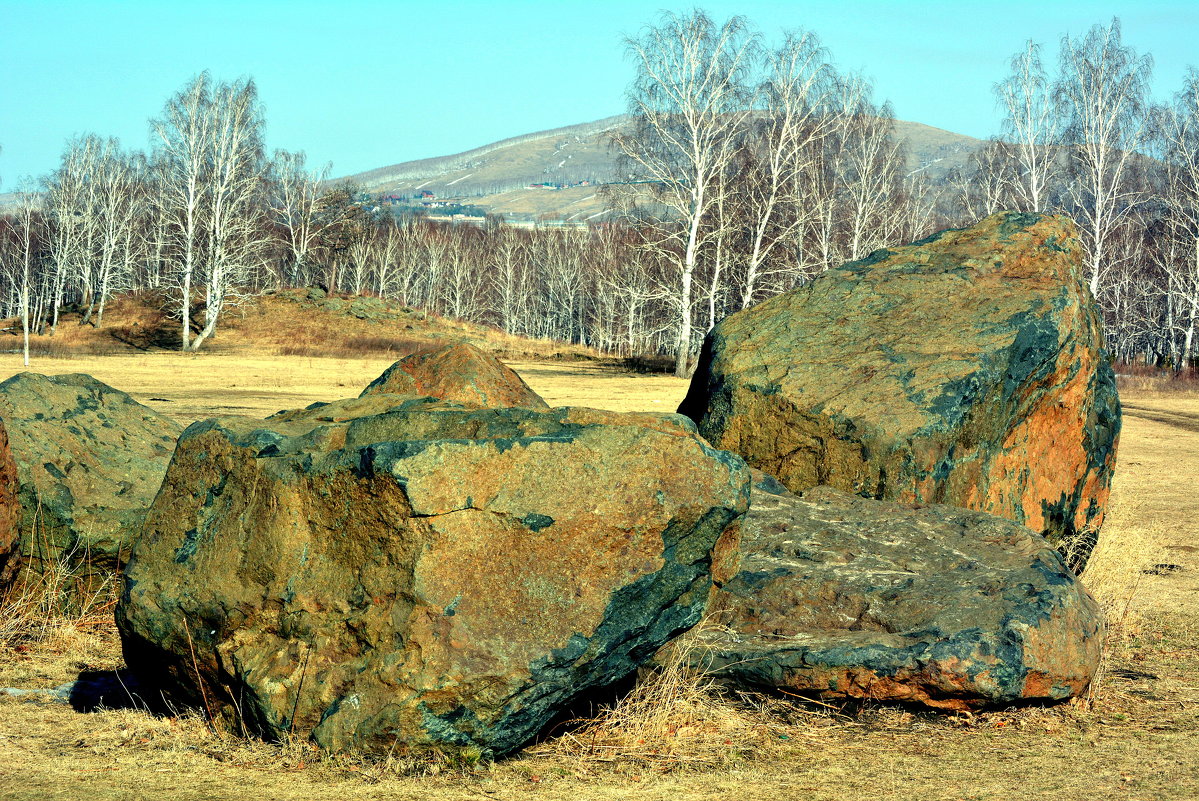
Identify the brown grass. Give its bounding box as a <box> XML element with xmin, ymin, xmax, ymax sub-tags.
<box><xmin>0</xmin><ymin>558</ymin><xmax>121</xmax><ymax>688</ymax></box>
<box><xmin>530</xmin><ymin>626</ymin><xmax>826</xmax><ymax>771</ymax></box>
<box><xmin>1</xmin><ymin>289</ymin><xmax>608</xmax><ymax>363</ymax></box>
<box><xmin>1</xmin><ymin>362</ymin><xmax>1197</xmax><ymax>800</ymax></box>
<box><xmin>1115</xmin><ymin>362</ymin><xmax>1199</xmax><ymax>396</ymax></box>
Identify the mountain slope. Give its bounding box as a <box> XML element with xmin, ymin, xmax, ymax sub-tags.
<box><xmin>340</xmin><ymin>117</ymin><xmax>983</xmax><ymax>221</ymax></box>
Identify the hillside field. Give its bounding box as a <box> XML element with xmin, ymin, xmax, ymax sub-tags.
<box><xmin>339</xmin><ymin>116</ymin><xmax>982</xmax><ymax>223</ymax></box>
<box><xmin>0</xmin><ymin>352</ymin><xmax>1195</xmax><ymax>801</ymax></box>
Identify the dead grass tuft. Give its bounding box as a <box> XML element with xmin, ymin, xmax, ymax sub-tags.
<box><xmin>530</xmin><ymin>627</ymin><xmax>840</xmax><ymax>772</ymax></box>
<box><xmin>0</xmin><ymin>559</ymin><xmax>121</xmax><ymax>687</ymax></box>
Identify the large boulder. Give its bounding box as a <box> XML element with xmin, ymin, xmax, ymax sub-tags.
<box><xmin>361</xmin><ymin>343</ymin><xmax>549</xmax><ymax>409</ymax></box>
<box><xmin>0</xmin><ymin>373</ymin><xmax>181</xmax><ymax>585</ymax></box>
<box><xmin>117</xmin><ymin>404</ymin><xmax>749</xmax><ymax>757</ymax></box>
<box><xmin>679</xmin><ymin>212</ymin><xmax>1120</xmax><ymax>567</ymax></box>
<box><xmin>0</xmin><ymin>423</ymin><xmax>20</xmax><ymax>585</ymax></box>
<box><xmin>684</xmin><ymin>472</ymin><xmax>1104</xmax><ymax>710</ymax></box>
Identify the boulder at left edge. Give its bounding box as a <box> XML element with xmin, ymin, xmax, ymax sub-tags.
<box><xmin>0</xmin><ymin>372</ymin><xmax>181</xmax><ymax>587</ymax></box>
<box><xmin>0</xmin><ymin>422</ymin><xmax>20</xmax><ymax>585</ymax></box>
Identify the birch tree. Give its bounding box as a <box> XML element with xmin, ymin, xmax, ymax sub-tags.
<box><xmin>1155</xmin><ymin>68</ymin><xmax>1199</xmax><ymax>368</ymax></box>
<box><xmin>1056</xmin><ymin>18</ymin><xmax>1153</xmax><ymax>297</ymax></box>
<box><xmin>996</xmin><ymin>40</ymin><xmax>1059</xmax><ymax>212</ymax></box>
<box><xmin>153</xmin><ymin>73</ymin><xmax>268</xmax><ymax>351</ymax></box>
<box><xmin>189</xmin><ymin>78</ymin><xmax>268</xmax><ymax>351</ymax></box>
<box><xmin>736</xmin><ymin>30</ymin><xmax>837</xmax><ymax>308</ymax></box>
<box><xmin>834</xmin><ymin>76</ymin><xmax>906</xmax><ymax>261</ymax></box>
<box><xmin>6</xmin><ymin>189</ymin><xmax>41</xmax><ymax>366</ymax></box>
<box><xmin>270</xmin><ymin>149</ymin><xmax>330</xmax><ymax>287</ymax></box>
<box><xmin>611</xmin><ymin>10</ymin><xmax>757</xmax><ymax>375</ymax></box>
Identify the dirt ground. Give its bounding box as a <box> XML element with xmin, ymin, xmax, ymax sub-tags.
<box><xmin>0</xmin><ymin>354</ymin><xmax>1196</xmax><ymax>801</ymax></box>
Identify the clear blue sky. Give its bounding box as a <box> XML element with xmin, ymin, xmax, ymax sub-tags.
<box><xmin>2</xmin><ymin>0</ymin><xmax>1197</xmax><ymax>185</ymax></box>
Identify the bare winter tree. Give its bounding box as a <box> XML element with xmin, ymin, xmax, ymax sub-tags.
<box><xmin>490</xmin><ymin>226</ymin><xmax>531</xmax><ymax>335</ymax></box>
<box><xmin>153</xmin><ymin>73</ymin><xmax>214</xmax><ymax>350</ymax></box>
<box><xmin>1056</xmin><ymin>18</ymin><xmax>1153</xmax><ymax>297</ymax></box>
<box><xmin>87</xmin><ymin>139</ymin><xmax>142</xmax><ymax>327</ymax></box>
<box><xmin>189</xmin><ymin>78</ymin><xmax>268</xmax><ymax>350</ymax></box>
<box><xmin>948</xmin><ymin>138</ymin><xmax>1018</xmax><ymax>221</ymax></box>
<box><xmin>270</xmin><ymin>149</ymin><xmax>330</xmax><ymax>287</ymax></box>
<box><xmin>736</xmin><ymin>29</ymin><xmax>838</xmax><ymax>308</ymax></box>
<box><xmin>611</xmin><ymin>9</ymin><xmax>757</xmax><ymax>375</ymax></box>
<box><xmin>1153</xmin><ymin>68</ymin><xmax>1199</xmax><ymax>368</ymax></box>
<box><xmin>833</xmin><ymin>75</ymin><xmax>907</xmax><ymax>261</ymax></box>
<box><xmin>153</xmin><ymin>73</ymin><xmax>268</xmax><ymax>351</ymax></box>
<box><xmin>996</xmin><ymin>40</ymin><xmax>1059</xmax><ymax>212</ymax></box>
<box><xmin>5</xmin><ymin>188</ymin><xmax>41</xmax><ymax>366</ymax></box>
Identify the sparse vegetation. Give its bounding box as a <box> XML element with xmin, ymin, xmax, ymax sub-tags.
<box><xmin>0</xmin><ymin>361</ymin><xmax>1195</xmax><ymax>800</ymax></box>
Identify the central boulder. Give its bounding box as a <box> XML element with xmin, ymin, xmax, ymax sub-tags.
<box><xmin>117</xmin><ymin>404</ymin><xmax>749</xmax><ymax>757</ymax></box>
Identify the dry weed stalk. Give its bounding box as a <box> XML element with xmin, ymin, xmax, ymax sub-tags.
<box><xmin>0</xmin><ymin>547</ymin><xmax>120</xmax><ymax>691</ymax></box>
<box><xmin>0</xmin><ymin>554</ymin><xmax>117</xmax><ymax>651</ymax></box>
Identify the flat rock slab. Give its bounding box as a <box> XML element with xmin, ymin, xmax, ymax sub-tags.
<box><xmin>0</xmin><ymin>373</ymin><xmax>181</xmax><ymax>584</ymax></box>
<box><xmin>117</xmin><ymin>404</ymin><xmax>749</xmax><ymax>757</ymax></box>
<box><xmin>679</xmin><ymin>212</ymin><xmax>1120</xmax><ymax>568</ymax></box>
<box><xmin>686</xmin><ymin>472</ymin><xmax>1104</xmax><ymax>710</ymax></box>
<box><xmin>361</xmin><ymin>343</ymin><xmax>548</xmax><ymax>409</ymax></box>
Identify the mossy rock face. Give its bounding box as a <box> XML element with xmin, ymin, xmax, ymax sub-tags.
<box><xmin>0</xmin><ymin>373</ymin><xmax>181</xmax><ymax>587</ymax></box>
<box><xmin>679</xmin><ymin>212</ymin><xmax>1120</xmax><ymax>569</ymax></box>
<box><xmin>117</xmin><ymin>404</ymin><xmax>749</xmax><ymax>757</ymax></box>
<box><xmin>682</xmin><ymin>471</ymin><xmax>1104</xmax><ymax>710</ymax></box>
<box><xmin>362</xmin><ymin>343</ymin><xmax>549</xmax><ymax>409</ymax></box>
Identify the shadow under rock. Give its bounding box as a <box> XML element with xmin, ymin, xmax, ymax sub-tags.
<box><xmin>67</xmin><ymin>668</ymin><xmax>167</xmax><ymax>714</ymax></box>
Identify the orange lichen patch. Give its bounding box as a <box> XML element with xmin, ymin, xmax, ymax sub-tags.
<box><xmin>780</xmin><ymin>664</ymin><xmax>983</xmax><ymax>712</ymax></box>
<box><xmin>708</xmin><ymin>521</ymin><xmax>743</xmax><ymax>588</ymax></box>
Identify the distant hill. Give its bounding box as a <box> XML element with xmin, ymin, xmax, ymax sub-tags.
<box><xmin>340</xmin><ymin>116</ymin><xmax>984</xmax><ymax>222</ymax></box>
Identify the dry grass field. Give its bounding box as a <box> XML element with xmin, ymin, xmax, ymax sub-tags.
<box><xmin>0</xmin><ymin>354</ymin><xmax>1196</xmax><ymax>801</ymax></box>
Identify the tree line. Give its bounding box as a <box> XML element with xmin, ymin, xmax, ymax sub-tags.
<box><xmin>1</xmin><ymin>12</ymin><xmax>1197</xmax><ymax>376</ymax></box>
<box><xmin>950</xmin><ymin>19</ymin><xmax>1199</xmax><ymax>371</ymax></box>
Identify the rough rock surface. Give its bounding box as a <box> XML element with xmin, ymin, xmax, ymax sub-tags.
<box><xmin>679</xmin><ymin>212</ymin><xmax>1120</xmax><ymax>565</ymax></box>
<box><xmin>361</xmin><ymin>343</ymin><xmax>548</xmax><ymax>409</ymax></box>
<box><xmin>0</xmin><ymin>373</ymin><xmax>181</xmax><ymax>582</ymax></box>
<box><xmin>0</xmin><ymin>423</ymin><xmax>20</xmax><ymax>585</ymax></box>
<box><xmin>117</xmin><ymin>404</ymin><xmax>749</xmax><ymax>757</ymax></box>
<box><xmin>685</xmin><ymin>471</ymin><xmax>1104</xmax><ymax>710</ymax></box>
